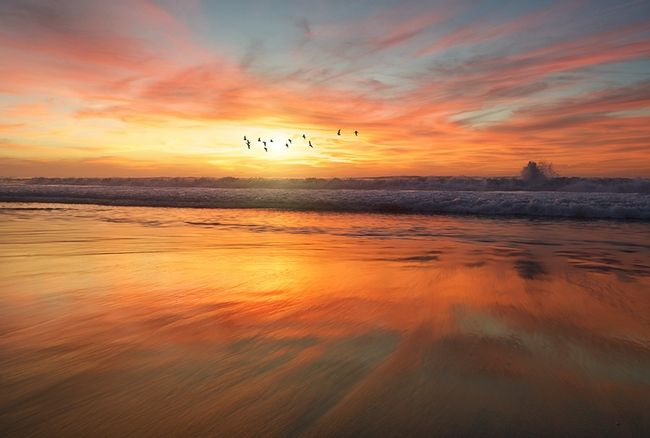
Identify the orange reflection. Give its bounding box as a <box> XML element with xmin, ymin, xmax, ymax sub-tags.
<box><xmin>1</xmin><ymin>205</ymin><xmax>649</xmax><ymax>435</ymax></box>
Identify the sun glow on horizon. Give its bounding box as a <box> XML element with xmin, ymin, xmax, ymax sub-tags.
<box><xmin>1</xmin><ymin>0</ymin><xmax>649</xmax><ymax>177</ymax></box>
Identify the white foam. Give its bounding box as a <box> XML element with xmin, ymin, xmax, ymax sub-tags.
<box><xmin>8</xmin><ymin>176</ymin><xmax>650</xmax><ymax>193</ymax></box>
<box><xmin>1</xmin><ymin>182</ymin><xmax>649</xmax><ymax>220</ymax></box>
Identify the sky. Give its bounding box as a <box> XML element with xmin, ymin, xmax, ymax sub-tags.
<box><xmin>0</xmin><ymin>0</ymin><xmax>649</xmax><ymax>178</ymax></box>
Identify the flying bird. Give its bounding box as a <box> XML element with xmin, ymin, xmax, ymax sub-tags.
<box><xmin>263</xmin><ymin>141</ymin><xmax>267</xmax><ymax>147</ymax></box>
<box><xmin>258</xmin><ymin>137</ymin><xmax>261</xmax><ymax>142</ymax></box>
<box><xmin>354</xmin><ymin>130</ymin><xmax>358</xmax><ymax>136</ymax></box>
<box><xmin>309</xmin><ymin>140</ymin><xmax>313</xmax><ymax>148</ymax></box>
<box><xmin>288</xmin><ymin>139</ymin><xmax>292</xmax><ymax>144</ymax></box>
<box><xmin>302</xmin><ymin>134</ymin><xmax>306</xmax><ymax>139</ymax></box>
<box><xmin>337</xmin><ymin>129</ymin><xmax>341</xmax><ymax>136</ymax></box>
<box><xmin>244</xmin><ymin>135</ymin><xmax>247</xmax><ymax>141</ymax></box>
<box><xmin>270</xmin><ymin>139</ymin><xmax>273</xmax><ymax>142</ymax></box>
<box><xmin>285</xmin><ymin>143</ymin><xmax>289</xmax><ymax>148</ymax></box>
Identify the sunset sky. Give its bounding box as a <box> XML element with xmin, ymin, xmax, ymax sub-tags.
<box><xmin>1</xmin><ymin>0</ymin><xmax>649</xmax><ymax>177</ymax></box>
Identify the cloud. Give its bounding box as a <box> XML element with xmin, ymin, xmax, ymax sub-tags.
<box><xmin>0</xmin><ymin>123</ymin><xmax>25</xmax><ymax>131</ymax></box>
<box><xmin>487</xmin><ymin>81</ymin><xmax>650</xmax><ymax>132</ymax></box>
<box><xmin>416</xmin><ymin>1</ymin><xmax>580</xmax><ymax>57</ymax></box>
<box><xmin>1</xmin><ymin>0</ymin><xmax>649</xmax><ymax>176</ymax></box>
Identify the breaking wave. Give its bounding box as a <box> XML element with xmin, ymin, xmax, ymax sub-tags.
<box><xmin>7</xmin><ymin>176</ymin><xmax>650</xmax><ymax>193</ymax></box>
<box><xmin>1</xmin><ymin>181</ymin><xmax>649</xmax><ymax>220</ymax></box>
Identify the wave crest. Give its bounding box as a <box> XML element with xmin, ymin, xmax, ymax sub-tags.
<box><xmin>6</xmin><ymin>176</ymin><xmax>650</xmax><ymax>193</ymax></box>
<box><xmin>1</xmin><ymin>182</ymin><xmax>649</xmax><ymax>220</ymax></box>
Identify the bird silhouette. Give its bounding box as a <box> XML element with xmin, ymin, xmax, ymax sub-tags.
<box><xmin>285</xmin><ymin>143</ymin><xmax>289</xmax><ymax>148</ymax></box>
<box><xmin>270</xmin><ymin>139</ymin><xmax>273</xmax><ymax>143</ymax></box>
<box><xmin>354</xmin><ymin>130</ymin><xmax>358</xmax><ymax>136</ymax></box>
<box><xmin>263</xmin><ymin>141</ymin><xmax>267</xmax><ymax>147</ymax></box>
<box><xmin>244</xmin><ymin>135</ymin><xmax>247</xmax><ymax>141</ymax></box>
<box><xmin>288</xmin><ymin>139</ymin><xmax>292</xmax><ymax>144</ymax></box>
<box><xmin>302</xmin><ymin>134</ymin><xmax>306</xmax><ymax>139</ymax></box>
<box><xmin>258</xmin><ymin>137</ymin><xmax>261</xmax><ymax>142</ymax></box>
<box><xmin>247</xmin><ymin>142</ymin><xmax>251</xmax><ymax>149</ymax></box>
<box><xmin>337</xmin><ymin>129</ymin><xmax>341</xmax><ymax>136</ymax></box>
<box><xmin>309</xmin><ymin>140</ymin><xmax>313</xmax><ymax>148</ymax></box>
<box><xmin>264</xmin><ymin>146</ymin><xmax>268</xmax><ymax>152</ymax></box>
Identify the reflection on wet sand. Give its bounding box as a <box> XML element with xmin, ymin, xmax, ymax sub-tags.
<box><xmin>1</xmin><ymin>204</ymin><xmax>649</xmax><ymax>436</ymax></box>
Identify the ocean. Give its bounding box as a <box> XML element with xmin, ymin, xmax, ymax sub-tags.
<box><xmin>1</xmin><ymin>177</ymin><xmax>650</xmax><ymax>219</ymax></box>
<box><xmin>1</xmin><ymin>179</ymin><xmax>649</xmax><ymax>435</ymax></box>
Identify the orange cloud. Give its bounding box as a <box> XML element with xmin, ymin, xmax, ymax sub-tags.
<box><xmin>1</xmin><ymin>0</ymin><xmax>649</xmax><ymax>177</ymax></box>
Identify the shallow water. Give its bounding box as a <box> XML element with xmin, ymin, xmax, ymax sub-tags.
<box><xmin>1</xmin><ymin>203</ymin><xmax>649</xmax><ymax>436</ymax></box>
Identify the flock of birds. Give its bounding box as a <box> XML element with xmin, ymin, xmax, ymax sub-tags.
<box><xmin>243</xmin><ymin>129</ymin><xmax>359</xmax><ymax>152</ymax></box>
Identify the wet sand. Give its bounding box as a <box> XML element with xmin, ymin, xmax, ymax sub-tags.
<box><xmin>1</xmin><ymin>203</ymin><xmax>649</xmax><ymax>436</ymax></box>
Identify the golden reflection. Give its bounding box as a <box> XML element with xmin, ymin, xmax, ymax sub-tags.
<box><xmin>1</xmin><ymin>204</ymin><xmax>649</xmax><ymax>435</ymax></box>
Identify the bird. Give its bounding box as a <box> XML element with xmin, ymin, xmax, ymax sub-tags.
<box><xmin>288</xmin><ymin>139</ymin><xmax>292</xmax><ymax>144</ymax></box>
<box><xmin>302</xmin><ymin>134</ymin><xmax>306</xmax><ymax>139</ymax></box>
<box><xmin>337</xmin><ymin>129</ymin><xmax>341</xmax><ymax>136</ymax></box>
<box><xmin>264</xmin><ymin>146</ymin><xmax>268</xmax><ymax>152</ymax></box>
<box><xmin>270</xmin><ymin>139</ymin><xmax>273</xmax><ymax>142</ymax></box>
<box><xmin>246</xmin><ymin>140</ymin><xmax>251</xmax><ymax>149</ymax></box>
<box><xmin>354</xmin><ymin>130</ymin><xmax>358</xmax><ymax>136</ymax></box>
<box><xmin>285</xmin><ymin>143</ymin><xmax>289</xmax><ymax>148</ymax></box>
<box><xmin>244</xmin><ymin>135</ymin><xmax>247</xmax><ymax>141</ymax></box>
<box><xmin>263</xmin><ymin>141</ymin><xmax>267</xmax><ymax>147</ymax></box>
<box><xmin>309</xmin><ymin>140</ymin><xmax>313</xmax><ymax>148</ymax></box>
<box><xmin>258</xmin><ymin>137</ymin><xmax>261</xmax><ymax>142</ymax></box>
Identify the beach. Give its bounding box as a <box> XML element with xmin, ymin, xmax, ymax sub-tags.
<box><xmin>1</xmin><ymin>202</ymin><xmax>649</xmax><ymax>436</ymax></box>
